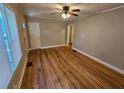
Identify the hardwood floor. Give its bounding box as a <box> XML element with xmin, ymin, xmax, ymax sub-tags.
<box><xmin>21</xmin><ymin>46</ymin><xmax>124</xmax><ymax>89</ymax></box>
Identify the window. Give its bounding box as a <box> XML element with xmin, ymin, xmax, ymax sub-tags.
<box><xmin>5</xmin><ymin>6</ymin><xmax>22</xmax><ymax>68</ymax></box>
<box><xmin>0</xmin><ymin>4</ymin><xmax>22</xmax><ymax>88</ymax></box>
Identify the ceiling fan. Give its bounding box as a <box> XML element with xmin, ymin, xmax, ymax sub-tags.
<box><xmin>52</xmin><ymin>6</ymin><xmax>80</xmax><ymax>19</ymax></box>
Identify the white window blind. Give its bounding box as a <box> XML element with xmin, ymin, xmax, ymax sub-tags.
<box><xmin>0</xmin><ymin>4</ymin><xmax>22</xmax><ymax>88</ymax></box>
<box><xmin>5</xmin><ymin>6</ymin><xmax>22</xmax><ymax>68</ymax></box>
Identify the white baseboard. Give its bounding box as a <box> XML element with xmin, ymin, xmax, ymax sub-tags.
<box><xmin>28</xmin><ymin>47</ymin><xmax>41</xmax><ymax>50</ymax></box>
<box><xmin>41</xmin><ymin>44</ymin><xmax>66</xmax><ymax>49</ymax></box>
<box><xmin>72</xmin><ymin>47</ymin><xmax>124</xmax><ymax>75</ymax></box>
<box><xmin>17</xmin><ymin>50</ymin><xmax>29</xmax><ymax>89</ymax></box>
<box><xmin>29</xmin><ymin>44</ymin><xmax>66</xmax><ymax>50</ymax></box>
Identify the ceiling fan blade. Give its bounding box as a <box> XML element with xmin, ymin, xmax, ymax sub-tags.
<box><xmin>69</xmin><ymin>13</ymin><xmax>79</xmax><ymax>16</ymax></box>
<box><xmin>55</xmin><ymin>8</ymin><xmax>62</xmax><ymax>11</ymax></box>
<box><xmin>51</xmin><ymin>12</ymin><xmax>59</xmax><ymax>15</ymax></box>
<box><xmin>71</xmin><ymin>9</ymin><xmax>80</xmax><ymax>12</ymax></box>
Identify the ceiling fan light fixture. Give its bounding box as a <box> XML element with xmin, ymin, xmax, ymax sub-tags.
<box><xmin>52</xmin><ymin>6</ymin><xmax>80</xmax><ymax>19</ymax></box>
<box><xmin>67</xmin><ymin>14</ymin><xmax>70</xmax><ymax>18</ymax></box>
<box><xmin>62</xmin><ymin>13</ymin><xmax>67</xmax><ymax>19</ymax></box>
<box><xmin>62</xmin><ymin>13</ymin><xmax>70</xmax><ymax>19</ymax></box>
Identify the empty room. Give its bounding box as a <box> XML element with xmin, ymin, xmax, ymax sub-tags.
<box><xmin>0</xmin><ymin>2</ymin><xmax>124</xmax><ymax>90</ymax></box>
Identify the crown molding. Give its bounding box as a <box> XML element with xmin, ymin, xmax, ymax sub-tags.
<box><xmin>28</xmin><ymin>16</ymin><xmax>65</xmax><ymax>22</ymax></box>
<box><xmin>73</xmin><ymin>5</ymin><xmax>124</xmax><ymax>22</ymax></box>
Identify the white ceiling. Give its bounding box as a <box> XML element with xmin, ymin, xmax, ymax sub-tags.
<box><xmin>20</xmin><ymin>3</ymin><xmax>124</xmax><ymax>21</ymax></box>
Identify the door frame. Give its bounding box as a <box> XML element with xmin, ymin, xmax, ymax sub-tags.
<box><xmin>66</xmin><ymin>24</ymin><xmax>74</xmax><ymax>46</ymax></box>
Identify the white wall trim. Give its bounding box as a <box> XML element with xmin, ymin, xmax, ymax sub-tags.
<box><xmin>29</xmin><ymin>44</ymin><xmax>66</xmax><ymax>50</ymax></box>
<box><xmin>74</xmin><ymin>5</ymin><xmax>124</xmax><ymax>22</ymax></box>
<box><xmin>17</xmin><ymin>50</ymin><xmax>29</xmax><ymax>89</ymax></box>
<box><xmin>41</xmin><ymin>44</ymin><xmax>66</xmax><ymax>49</ymax></box>
<box><xmin>67</xmin><ymin>25</ymin><xmax>70</xmax><ymax>46</ymax></box>
<box><xmin>72</xmin><ymin>47</ymin><xmax>124</xmax><ymax>75</ymax></box>
<box><xmin>28</xmin><ymin>47</ymin><xmax>42</xmax><ymax>50</ymax></box>
<box><xmin>100</xmin><ymin>5</ymin><xmax>124</xmax><ymax>13</ymax></box>
<box><xmin>29</xmin><ymin>17</ymin><xmax>65</xmax><ymax>22</ymax></box>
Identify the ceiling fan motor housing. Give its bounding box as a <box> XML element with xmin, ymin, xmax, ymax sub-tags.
<box><xmin>63</xmin><ymin>6</ymin><xmax>70</xmax><ymax>14</ymax></box>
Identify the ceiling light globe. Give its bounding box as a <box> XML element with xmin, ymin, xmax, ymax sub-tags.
<box><xmin>62</xmin><ymin>13</ymin><xmax>66</xmax><ymax>19</ymax></box>
<box><xmin>67</xmin><ymin>14</ymin><xmax>70</xmax><ymax>18</ymax></box>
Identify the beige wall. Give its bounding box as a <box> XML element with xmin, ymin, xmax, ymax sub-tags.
<box><xmin>4</xmin><ymin>4</ymin><xmax>28</xmax><ymax>88</ymax></box>
<box><xmin>29</xmin><ymin>18</ymin><xmax>66</xmax><ymax>47</ymax></box>
<box><xmin>73</xmin><ymin>7</ymin><xmax>124</xmax><ymax>70</ymax></box>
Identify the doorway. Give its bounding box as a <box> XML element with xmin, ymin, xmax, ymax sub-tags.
<box><xmin>28</xmin><ymin>22</ymin><xmax>41</xmax><ymax>49</ymax></box>
<box><xmin>67</xmin><ymin>24</ymin><xmax>74</xmax><ymax>49</ymax></box>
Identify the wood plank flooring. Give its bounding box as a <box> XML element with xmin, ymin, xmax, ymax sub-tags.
<box><xmin>21</xmin><ymin>46</ymin><xmax>124</xmax><ymax>89</ymax></box>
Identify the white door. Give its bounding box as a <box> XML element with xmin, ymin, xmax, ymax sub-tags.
<box><xmin>29</xmin><ymin>22</ymin><xmax>41</xmax><ymax>48</ymax></box>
